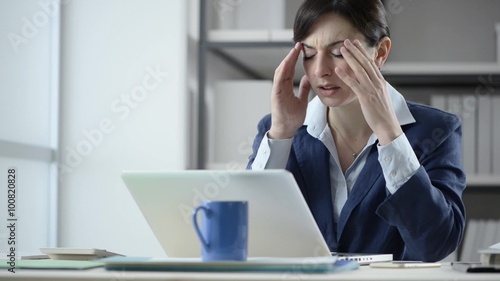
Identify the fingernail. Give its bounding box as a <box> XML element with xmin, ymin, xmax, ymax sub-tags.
<box><xmin>345</xmin><ymin>39</ymin><xmax>352</xmax><ymax>46</ymax></box>
<box><xmin>354</xmin><ymin>40</ymin><xmax>361</xmax><ymax>46</ymax></box>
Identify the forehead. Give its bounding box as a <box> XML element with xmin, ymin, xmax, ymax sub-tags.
<box><xmin>303</xmin><ymin>13</ymin><xmax>362</xmax><ymax>48</ymax></box>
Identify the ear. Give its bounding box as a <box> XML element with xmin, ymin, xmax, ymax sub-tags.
<box><xmin>374</xmin><ymin>37</ymin><xmax>391</xmax><ymax>68</ymax></box>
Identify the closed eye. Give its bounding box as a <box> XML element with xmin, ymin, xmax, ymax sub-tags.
<box><xmin>302</xmin><ymin>52</ymin><xmax>342</xmax><ymax>60</ymax></box>
<box><xmin>332</xmin><ymin>52</ymin><xmax>343</xmax><ymax>58</ymax></box>
<box><xmin>303</xmin><ymin>55</ymin><xmax>314</xmax><ymax>61</ymax></box>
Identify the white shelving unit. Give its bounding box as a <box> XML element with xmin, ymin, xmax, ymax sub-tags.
<box><xmin>197</xmin><ymin>1</ymin><xmax>500</xmax><ymax>183</ymax></box>
<box><xmin>196</xmin><ymin>0</ymin><xmax>500</xmax><ymax>262</ymax></box>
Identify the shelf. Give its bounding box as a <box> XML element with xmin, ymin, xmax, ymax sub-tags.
<box><xmin>208</xmin><ymin>30</ymin><xmax>269</xmax><ymax>42</ymax></box>
<box><xmin>206</xmin><ymin>41</ymin><xmax>294</xmax><ymax>49</ymax></box>
<box><xmin>383</xmin><ymin>62</ymin><xmax>500</xmax><ymax>86</ymax></box>
<box><xmin>206</xmin><ymin>44</ymin><xmax>500</xmax><ymax>85</ymax></box>
<box><xmin>382</xmin><ymin>62</ymin><xmax>500</xmax><ymax>75</ymax></box>
<box><xmin>466</xmin><ymin>175</ymin><xmax>500</xmax><ymax>187</ymax></box>
<box><xmin>208</xmin><ymin>29</ymin><xmax>293</xmax><ymax>43</ymax></box>
<box><xmin>203</xmin><ymin>29</ymin><xmax>500</xmax><ymax>86</ymax></box>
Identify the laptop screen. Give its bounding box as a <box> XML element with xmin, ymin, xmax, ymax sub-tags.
<box><xmin>122</xmin><ymin>169</ymin><xmax>332</xmax><ymax>258</ymax></box>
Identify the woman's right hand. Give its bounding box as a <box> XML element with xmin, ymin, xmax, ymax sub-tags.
<box><xmin>268</xmin><ymin>42</ymin><xmax>311</xmax><ymax>139</ymax></box>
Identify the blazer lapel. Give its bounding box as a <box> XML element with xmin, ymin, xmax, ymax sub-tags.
<box><xmin>292</xmin><ymin>130</ymin><xmax>334</xmax><ymax>237</ymax></box>
<box><xmin>293</xmin><ymin>131</ymin><xmax>331</xmax><ymax>202</ymax></box>
<box><xmin>337</xmin><ymin>145</ymin><xmax>382</xmax><ymax>236</ymax></box>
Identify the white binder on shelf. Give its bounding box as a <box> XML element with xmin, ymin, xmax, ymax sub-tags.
<box><xmin>495</xmin><ymin>221</ymin><xmax>500</xmax><ymax>252</ymax></box>
<box><xmin>460</xmin><ymin>219</ymin><xmax>479</xmax><ymax>261</ymax></box>
<box><xmin>211</xmin><ymin>0</ymin><xmax>287</xmax><ymax>35</ymax></box>
<box><xmin>446</xmin><ymin>95</ymin><xmax>476</xmax><ymax>176</ymax></box>
<box><xmin>461</xmin><ymin>95</ymin><xmax>477</xmax><ymax>176</ymax></box>
<box><xmin>482</xmin><ymin>221</ymin><xmax>499</xmax><ymax>253</ymax></box>
<box><xmin>430</xmin><ymin>94</ymin><xmax>446</xmax><ymax>111</ymax></box>
<box><xmin>476</xmin><ymin>95</ymin><xmax>492</xmax><ymax>175</ymax></box>
<box><xmin>471</xmin><ymin>220</ymin><xmax>488</xmax><ymax>262</ymax></box>
<box><xmin>493</xmin><ymin>96</ymin><xmax>500</xmax><ymax>174</ymax></box>
<box><xmin>211</xmin><ymin>80</ymin><xmax>272</xmax><ymax>168</ymax></box>
<box><xmin>496</xmin><ymin>22</ymin><xmax>500</xmax><ymax>63</ymax></box>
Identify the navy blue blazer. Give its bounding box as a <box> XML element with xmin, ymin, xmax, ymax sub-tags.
<box><xmin>247</xmin><ymin>102</ymin><xmax>466</xmax><ymax>262</ymax></box>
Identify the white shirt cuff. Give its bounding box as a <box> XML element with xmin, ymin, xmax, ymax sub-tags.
<box><xmin>377</xmin><ymin>133</ymin><xmax>420</xmax><ymax>194</ymax></box>
<box><xmin>251</xmin><ymin>131</ymin><xmax>293</xmax><ymax>170</ymax></box>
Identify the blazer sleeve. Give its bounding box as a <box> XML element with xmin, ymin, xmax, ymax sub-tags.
<box><xmin>246</xmin><ymin>114</ymin><xmax>272</xmax><ymax>169</ymax></box>
<box><xmin>376</xmin><ymin>111</ymin><xmax>466</xmax><ymax>262</ymax></box>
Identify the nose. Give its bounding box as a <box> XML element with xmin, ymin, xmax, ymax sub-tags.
<box><xmin>313</xmin><ymin>53</ymin><xmax>333</xmax><ymax>78</ymax></box>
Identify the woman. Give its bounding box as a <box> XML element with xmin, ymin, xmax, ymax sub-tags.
<box><xmin>247</xmin><ymin>0</ymin><xmax>466</xmax><ymax>262</ymax></box>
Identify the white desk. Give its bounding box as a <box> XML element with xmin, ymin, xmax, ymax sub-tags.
<box><xmin>0</xmin><ymin>265</ymin><xmax>499</xmax><ymax>281</ymax></box>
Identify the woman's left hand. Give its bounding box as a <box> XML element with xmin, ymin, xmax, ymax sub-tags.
<box><xmin>334</xmin><ymin>39</ymin><xmax>403</xmax><ymax>146</ymax></box>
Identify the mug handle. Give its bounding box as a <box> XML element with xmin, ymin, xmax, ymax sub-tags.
<box><xmin>192</xmin><ymin>206</ymin><xmax>210</xmax><ymax>250</ymax></box>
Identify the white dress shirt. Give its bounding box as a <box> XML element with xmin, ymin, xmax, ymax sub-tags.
<box><xmin>251</xmin><ymin>83</ymin><xmax>421</xmax><ymax>221</ymax></box>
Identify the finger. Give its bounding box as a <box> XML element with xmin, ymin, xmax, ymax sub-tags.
<box><xmin>343</xmin><ymin>39</ymin><xmax>380</xmax><ymax>81</ymax></box>
<box><xmin>298</xmin><ymin>75</ymin><xmax>311</xmax><ymax>104</ymax></box>
<box><xmin>334</xmin><ymin>65</ymin><xmax>362</xmax><ymax>95</ymax></box>
<box><xmin>287</xmin><ymin>42</ymin><xmax>302</xmax><ymax>67</ymax></box>
<box><xmin>353</xmin><ymin>39</ymin><xmax>384</xmax><ymax>79</ymax></box>
<box><xmin>340</xmin><ymin>45</ymin><xmax>373</xmax><ymax>89</ymax></box>
<box><xmin>274</xmin><ymin>42</ymin><xmax>301</xmax><ymax>84</ymax></box>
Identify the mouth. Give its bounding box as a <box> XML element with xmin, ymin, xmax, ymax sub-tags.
<box><xmin>317</xmin><ymin>84</ymin><xmax>340</xmax><ymax>96</ymax></box>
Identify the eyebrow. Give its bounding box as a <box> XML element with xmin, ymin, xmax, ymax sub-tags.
<box><xmin>302</xmin><ymin>40</ymin><xmax>344</xmax><ymax>49</ymax></box>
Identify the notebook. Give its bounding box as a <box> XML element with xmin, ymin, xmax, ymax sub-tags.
<box><xmin>121</xmin><ymin>169</ymin><xmax>392</xmax><ymax>263</ymax></box>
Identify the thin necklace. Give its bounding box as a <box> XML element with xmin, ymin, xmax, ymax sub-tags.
<box><xmin>329</xmin><ymin>122</ymin><xmax>360</xmax><ymax>159</ymax></box>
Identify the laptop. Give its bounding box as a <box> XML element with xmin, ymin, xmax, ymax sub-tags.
<box><xmin>122</xmin><ymin>169</ymin><xmax>392</xmax><ymax>263</ymax></box>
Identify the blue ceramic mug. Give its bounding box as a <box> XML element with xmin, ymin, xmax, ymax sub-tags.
<box><xmin>192</xmin><ymin>201</ymin><xmax>248</xmax><ymax>261</ymax></box>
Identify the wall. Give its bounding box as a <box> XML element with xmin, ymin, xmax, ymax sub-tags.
<box><xmin>59</xmin><ymin>0</ymin><xmax>188</xmax><ymax>256</ymax></box>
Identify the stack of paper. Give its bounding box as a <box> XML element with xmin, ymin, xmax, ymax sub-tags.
<box><xmin>480</xmin><ymin>242</ymin><xmax>500</xmax><ymax>265</ymax></box>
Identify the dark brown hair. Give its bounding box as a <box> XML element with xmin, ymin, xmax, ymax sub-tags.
<box><xmin>293</xmin><ymin>0</ymin><xmax>390</xmax><ymax>47</ymax></box>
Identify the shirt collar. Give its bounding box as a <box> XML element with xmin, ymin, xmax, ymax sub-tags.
<box><xmin>304</xmin><ymin>82</ymin><xmax>416</xmax><ymax>138</ymax></box>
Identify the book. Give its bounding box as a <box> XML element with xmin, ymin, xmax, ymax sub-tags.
<box><xmin>0</xmin><ymin>259</ymin><xmax>102</xmax><ymax>270</ymax></box>
<box><xmin>39</xmin><ymin>248</ymin><xmax>122</xmax><ymax>261</ymax></box>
